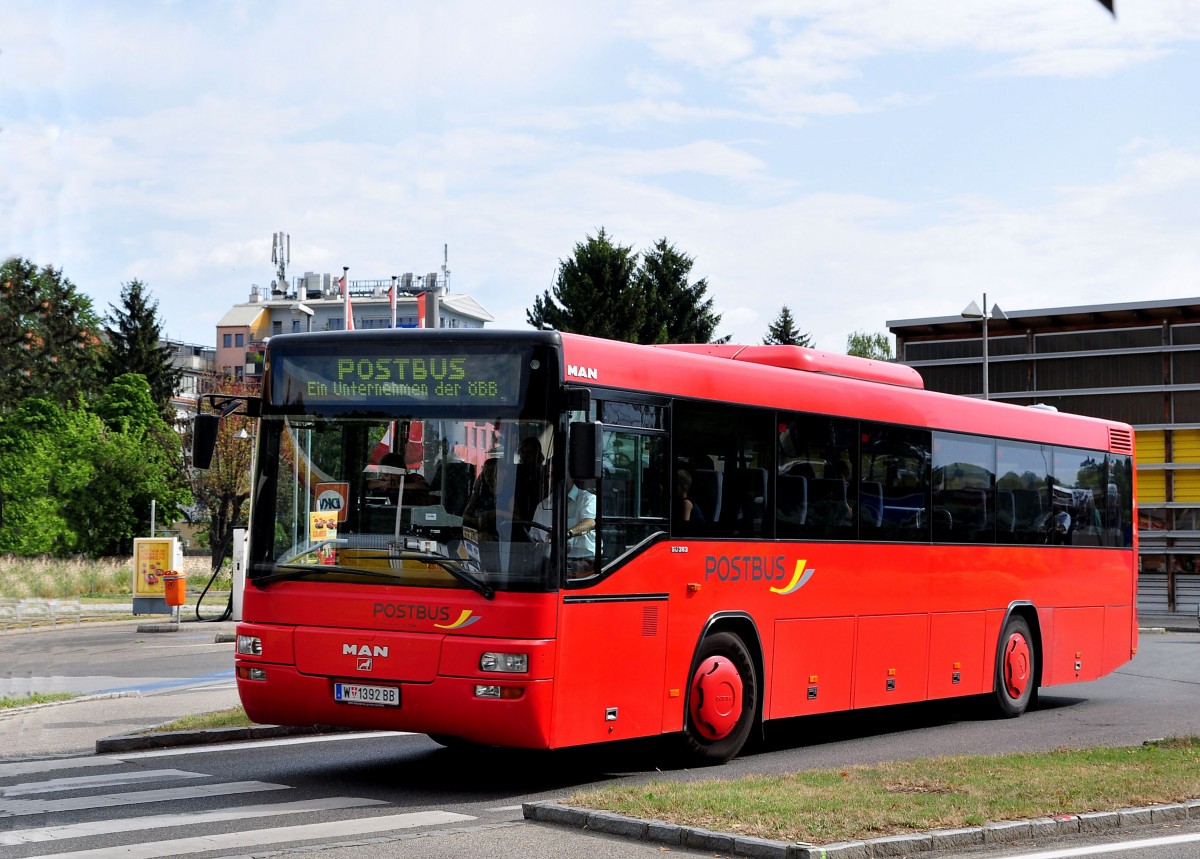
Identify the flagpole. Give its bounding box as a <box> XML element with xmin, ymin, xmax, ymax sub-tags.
<box><xmin>389</xmin><ymin>275</ymin><xmax>397</xmax><ymax>329</ymax></box>
<box><xmin>342</xmin><ymin>266</ymin><xmax>352</xmax><ymax>330</ymax></box>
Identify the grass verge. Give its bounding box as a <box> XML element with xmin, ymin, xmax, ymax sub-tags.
<box><xmin>147</xmin><ymin>706</ymin><xmax>255</xmax><ymax>733</ymax></box>
<box><xmin>568</xmin><ymin>738</ymin><xmax>1200</xmax><ymax>845</ymax></box>
<box><xmin>0</xmin><ymin>692</ymin><xmax>79</xmax><ymax>708</ymax></box>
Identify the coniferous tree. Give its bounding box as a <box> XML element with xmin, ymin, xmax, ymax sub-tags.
<box><xmin>103</xmin><ymin>279</ymin><xmax>183</xmax><ymax>419</ymax></box>
<box><xmin>528</xmin><ymin>229</ymin><xmax>725</xmax><ymax>344</ymax></box>
<box><xmin>763</xmin><ymin>305</ymin><xmax>812</xmax><ymax>347</ymax></box>
<box><xmin>527</xmin><ymin>228</ymin><xmax>644</xmax><ymax>340</ymax></box>
<box><xmin>636</xmin><ymin>238</ymin><xmax>725</xmax><ymax>344</ymax></box>
<box><xmin>0</xmin><ymin>257</ymin><xmax>104</xmax><ymax>413</ymax></box>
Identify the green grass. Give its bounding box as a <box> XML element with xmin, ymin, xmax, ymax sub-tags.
<box><xmin>0</xmin><ymin>555</ymin><xmax>229</xmax><ymax>599</ymax></box>
<box><xmin>147</xmin><ymin>706</ymin><xmax>255</xmax><ymax>733</ymax></box>
<box><xmin>568</xmin><ymin>738</ymin><xmax>1200</xmax><ymax>845</ymax></box>
<box><xmin>0</xmin><ymin>691</ymin><xmax>79</xmax><ymax>708</ymax></box>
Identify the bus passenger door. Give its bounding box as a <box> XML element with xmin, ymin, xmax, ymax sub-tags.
<box><xmin>551</xmin><ymin>594</ymin><xmax>669</xmax><ymax>748</ymax></box>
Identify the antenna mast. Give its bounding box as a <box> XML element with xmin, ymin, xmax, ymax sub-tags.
<box><xmin>442</xmin><ymin>243</ymin><xmax>450</xmax><ymax>293</ymax></box>
<box><xmin>272</xmin><ymin>232</ymin><xmax>290</xmax><ymax>294</ymax></box>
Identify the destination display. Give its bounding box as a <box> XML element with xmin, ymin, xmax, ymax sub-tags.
<box><xmin>271</xmin><ymin>351</ymin><xmax>526</xmax><ymax>408</ymax></box>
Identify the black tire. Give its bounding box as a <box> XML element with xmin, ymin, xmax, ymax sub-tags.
<box><xmin>992</xmin><ymin>614</ymin><xmax>1037</xmax><ymax>718</ymax></box>
<box><xmin>680</xmin><ymin>631</ymin><xmax>758</xmax><ymax>765</ymax></box>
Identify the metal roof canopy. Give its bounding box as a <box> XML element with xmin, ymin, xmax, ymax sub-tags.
<box><xmin>888</xmin><ymin>296</ymin><xmax>1200</xmax><ymax>339</ymax></box>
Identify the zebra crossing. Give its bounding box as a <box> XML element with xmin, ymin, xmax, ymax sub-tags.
<box><xmin>0</xmin><ymin>753</ymin><xmax>476</xmax><ymax>858</ymax></box>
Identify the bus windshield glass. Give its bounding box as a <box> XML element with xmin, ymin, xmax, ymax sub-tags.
<box><xmin>249</xmin><ymin>333</ymin><xmax>562</xmax><ymax>594</ymax></box>
<box><xmin>254</xmin><ymin>414</ymin><xmax>555</xmax><ymax>594</ymax></box>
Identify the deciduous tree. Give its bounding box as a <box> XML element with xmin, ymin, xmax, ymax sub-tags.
<box><xmin>846</xmin><ymin>330</ymin><xmax>894</xmax><ymax>360</ymax></box>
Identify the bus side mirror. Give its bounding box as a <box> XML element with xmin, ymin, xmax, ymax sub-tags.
<box><xmin>192</xmin><ymin>413</ymin><xmax>219</xmax><ymax>470</ymax></box>
<box><xmin>569</xmin><ymin>421</ymin><xmax>603</xmax><ymax>481</ymax></box>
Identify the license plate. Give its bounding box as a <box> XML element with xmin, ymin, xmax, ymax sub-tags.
<box><xmin>334</xmin><ymin>682</ymin><xmax>399</xmax><ymax>706</ymax></box>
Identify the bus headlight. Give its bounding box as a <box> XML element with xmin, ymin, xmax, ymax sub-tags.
<box><xmin>237</xmin><ymin>635</ymin><xmax>263</xmax><ymax>656</ymax></box>
<box><xmin>480</xmin><ymin>652</ymin><xmax>528</xmax><ymax>673</ymax></box>
<box><xmin>474</xmin><ymin>685</ymin><xmax>524</xmax><ymax>699</ymax></box>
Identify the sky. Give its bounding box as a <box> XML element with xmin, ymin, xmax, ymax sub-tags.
<box><xmin>4</xmin><ymin>0</ymin><xmax>1200</xmax><ymax>352</ymax></box>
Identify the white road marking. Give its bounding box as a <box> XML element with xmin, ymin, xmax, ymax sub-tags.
<box><xmin>1004</xmin><ymin>831</ymin><xmax>1200</xmax><ymax>858</ymax></box>
<box><xmin>0</xmin><ymin>756</ymin><xmax>129</xmax><ymax>778</ymax></box>
<box><xmin>21</xmin><ymin>810</ymin><xmax>476</xmax><ymax>859</ymax></box>
<box><xmin>0</xmin><ymin>796</ymin><xmax>387</xmax><ymax>845</ymax></box>
<box><xmin>1</xmin><ymin>780</ymin><xmax>289</xmax><ymax>816</ymax></box>
<box><xmin>1</xmin><ymin>768</ymin><xmax>205</xmax><ymax>797</ymax></box>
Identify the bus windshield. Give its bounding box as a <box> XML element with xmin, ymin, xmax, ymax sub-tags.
<box><xmin>252</xmin><ymin>414</ymin><xmax>556</xmax><ymax>594</ymax></box>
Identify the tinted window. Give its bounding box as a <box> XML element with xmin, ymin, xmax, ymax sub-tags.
<box><xmin>777</xmin><ymin>413</ymin><xmax>857</xmax><ymax>541</ymax></box>
<box><xmin>996</xmin><ymin>441</ymin><xmax>1051</xmax><ymax>544</ymax></box>
<box><xmin>932</xmin><ymin>433</ymin><xmax>996</xmax><ymax>544</ymax></box>
<box><xmin>674</xmin><ymin>403</ymin><xmax>774</xmax><ymax>538</ymax></box>
<box><xmin>860</xmin><ymin>423</ymin><xmax>931</xmax><ymax>542</ymax></box>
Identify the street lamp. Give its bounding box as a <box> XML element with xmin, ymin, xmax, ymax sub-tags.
<box><xmin>961</xmin><ymin>293</ymin><xmax>1007</xmax><ymax>400</ymax></box>
<box><xmin>290</xmin><ymin>302</ymin><xmax>314</xmax><ymax>333</ymax></box>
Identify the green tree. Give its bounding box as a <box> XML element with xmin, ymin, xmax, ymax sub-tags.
<box><xmin>636</xmin><ymin>238</ymin><xmax>725</xmax><ymax>344</ymax></box>
<box><xmin>527</xmin><ymin>228</ymin><xmax>644</xmax><ymax>340</ymax></box>
<box><xmin>528</xmin><ymin>229</ymin><xmax>725</xmax><ymax>344</ymax></box>
<box><xmin>0</xmin><ymin>397</ymin><xmax>85</xmax><ymax>554</ymax></box>
<box><xmin>189</xmin><ymin>374</ymin><xmax>259</xmax><ymax>564</ymax></box>
<box><xmin>0</xmin><ymin>377</ymin><xmax>190</xmax><ymax>558</ymax></box>
<box><xmin>0</xmin><ymin>257</ymin><xmax>104</xmax><ymax>414</ymax></box>
<box><xmin>763</xmin><ymin>305</ymin><xmax>813</xmax><ymax>347</ymax></box>
<box><xmin>846</xmin><ymin>330</ymin><xmax>894</xmax><ymax>360</ymax></box>
<box><xmin>103</xmin><ymin>279</ymin><xmax>184</xmax><ymax>420</ymax></box>
<box><xmin>81</xmin><ymin>372</ymin><xmax>191</xmax><ymax>555</ymax></box>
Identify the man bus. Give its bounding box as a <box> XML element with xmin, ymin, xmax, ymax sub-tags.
<box><xmin>194</xmin><ymin>329</ymin><xmax>1137</xmax><ymax>763</ymax></box>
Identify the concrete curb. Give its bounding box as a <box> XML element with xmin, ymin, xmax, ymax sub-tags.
<box><xmin>523</xmin><ymin>798</ymin><xmax>1200</xmax><ymax>858</ymax></box>
<box><xmin>95</xmin><ymin>722</ymin><xmax>360</xmax><ymax>754</ymax></box>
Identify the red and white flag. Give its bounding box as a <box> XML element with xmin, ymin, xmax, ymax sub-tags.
<box><xmin>417</xmin><ymin>292</ymin><xmax>427</xmax><ymax>329</ymax></box>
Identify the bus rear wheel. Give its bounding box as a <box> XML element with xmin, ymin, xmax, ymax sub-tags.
<box><xmin>680</xmin><ymin>632</ymin><xmax>757</xmax><ymax>765</ymax></box>
<box><xmin>993</xmin><ymin>615</ymin><xmax>1037</xmax><ymax>718</ymax></box>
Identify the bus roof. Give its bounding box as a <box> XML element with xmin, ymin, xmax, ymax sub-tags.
<box><xmin>559</xmin><ymin>333</ymin><xmax>1133</xmax><ymax>454</ymax></box>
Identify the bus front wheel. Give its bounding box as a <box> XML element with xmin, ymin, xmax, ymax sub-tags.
<box><xmin>681</xmin><ymin>631</ymin><xmax>758</xmax><ymax>765</ymax></box>
<box><xmin>993</xmin><ymin>615</ymin><xmax>1037</xmax><ymax>718</ymax></box>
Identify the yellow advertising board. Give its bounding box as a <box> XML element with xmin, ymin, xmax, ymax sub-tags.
<box><xmin>133</xmin><ymin>537</ymin><xmax>179</xmax><ymax>598</ymax></box>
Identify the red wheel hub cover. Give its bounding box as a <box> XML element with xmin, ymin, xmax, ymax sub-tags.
<box><xmin>1003</xmin><ymin>633</ymin><xmax>1031</xmax><ymax>699</ymax></box>
<box><xmin>690</xmin><ymin>655</ymin><xmax>743</xmax><ymax>741</ymax></box>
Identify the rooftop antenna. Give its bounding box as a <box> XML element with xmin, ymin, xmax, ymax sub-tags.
<box><xmin>272</xmin><ymin>232</ymin><xmax>290</xmax><ymax>294</ymax></box>
<box><xmin>442</xmin><ymin>243</ymin><xmax>450</xmax><ymax>293</ymax></box>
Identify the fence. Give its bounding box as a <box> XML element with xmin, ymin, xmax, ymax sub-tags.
<box><xmin>0</xmin><ymin>598</ymin><xmax>133</xmax><ymax>632</ymax></box>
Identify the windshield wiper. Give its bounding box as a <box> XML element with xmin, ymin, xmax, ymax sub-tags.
<box><xmin>388</xmin><ymin>551</ymin><xmax>495</xmax><ymax>600</ymax></box>
<box><xmin>254</xmin><ymin>557</ymin><xmax>495</xmax><ymax>600</ymax></box>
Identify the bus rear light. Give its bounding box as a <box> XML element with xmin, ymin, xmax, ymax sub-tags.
<box><xmin>237</xmin><ymin>666</ymin><xmax>267</xmax><ymax>681</ymax></box>
<box><xmin>474</xmin><ymin>685</ymin><xmax>525</xmax><ymax>700</ymax></box>
<box><xmin>237</xmin><ymin>635</ymin><xmax>263</xmax><ymax>656</ymax></box>
<box><xmin>480</xmin><ymin>652</ymin><xmax>528</xmax><ymax>673</ymax></box>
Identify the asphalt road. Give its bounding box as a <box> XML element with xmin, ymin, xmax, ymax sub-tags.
<box><xmin>1</xmin><ymin>624</ymin><xmax>1197</xmax><ymax>858</ymax></box>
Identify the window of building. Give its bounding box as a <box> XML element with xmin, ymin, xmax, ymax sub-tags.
<box><xmin>235</xmin><ymin>333</ymin><xmax>245</xmax><ymax>347</ymax></box>
<box><xmin>223</xmin><ymin>333</ymin><xmax>232</xmax><ymax>348</ymax></box>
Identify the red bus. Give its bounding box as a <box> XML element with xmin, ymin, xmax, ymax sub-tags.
<box><xmin>194</xmin><ymin>329</ymin><xmax>1137</xmax><ymax>763</ymax></box>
